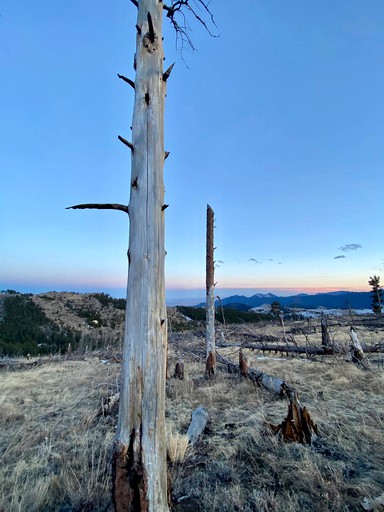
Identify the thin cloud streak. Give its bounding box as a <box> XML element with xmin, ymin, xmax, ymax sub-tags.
<box><xmin>339</xmin><ymin>244</ymin><xmax>362</xmax><ymax>252</ymax></box>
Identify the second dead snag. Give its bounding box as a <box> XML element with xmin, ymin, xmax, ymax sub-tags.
<box><xmin>205</xmin><ymin>204</ymin><xmax>215</xmax><ymax>377</ymax></box>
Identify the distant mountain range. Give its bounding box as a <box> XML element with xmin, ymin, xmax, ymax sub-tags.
<box><xmin>198</xmin><ymin>291</ymin><xmax>372</xmax><ymax>310</ymax></box>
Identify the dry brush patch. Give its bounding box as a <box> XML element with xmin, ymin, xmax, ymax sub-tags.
<box><xmin>0</xmin><ymin>358</ymin><xmax>120</xmax><ymax>512</ymax></box>
<box><xmin>1</xmin><ymin>323</ymin><xmax>384</xmax><ymax>511</ymax></box>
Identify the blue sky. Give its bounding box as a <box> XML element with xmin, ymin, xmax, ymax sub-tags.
<box><xmin>1</xmin><ymin>0</ymin><xmax>383</xmax><ymax>303</ymax></box>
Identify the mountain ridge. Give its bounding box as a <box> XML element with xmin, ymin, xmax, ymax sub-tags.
<box><xmin>198</xmin><ymin>291</ymin><xmax>372</xmax><ymax>310</ymax></box>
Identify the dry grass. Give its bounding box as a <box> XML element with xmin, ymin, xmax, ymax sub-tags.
<box><xmin>1</xmin><ymin>316</ymin><xmax>384</xmax><ymax>511</ymax></box>
<box><xmin>0</xmin><ymin>358</ymin><xmax>119</xmax><ymax>512</ymax></box>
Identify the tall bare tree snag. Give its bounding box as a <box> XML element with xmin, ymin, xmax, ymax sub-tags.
<box><xmin>67</xmin><ymin>1</ymin><xmax>215</xmax><ymax>510</ymax></box>
<box><xmin>113</xmin><ymin>2</ymin><xmax>169</xmax><ymax>510</ymax></box>
<box><xmin>205</xmin><ymin>204</ymin><xmax>216</xmax><ymax>377</ymax></box>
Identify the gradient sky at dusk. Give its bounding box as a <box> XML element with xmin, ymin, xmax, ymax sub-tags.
<box><xmin>1</xmin><ymin>0</ymin><xmax>383</xmax><ymax>303</ymax></box>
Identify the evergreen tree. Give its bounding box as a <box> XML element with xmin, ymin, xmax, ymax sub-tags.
<box><xmin>368</xmin><ymin>275</ymin><xmax>382</xmax><ymax>315</ymax></box>
<box><xmin>270</xmin><ymin>301</ymin><xmax>282</xmax><ymax>320</ymax></box>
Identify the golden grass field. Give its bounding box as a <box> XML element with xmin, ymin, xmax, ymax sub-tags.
<box><xmin>1</xmin><ymin>316</ymin><xmax>383</xmax><ymax>511</ymax></box>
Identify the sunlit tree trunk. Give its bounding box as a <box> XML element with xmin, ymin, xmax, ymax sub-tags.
<box><xmin>113</xmin><ymin>1</ymin><xmax>169</xmax><ymax>510</ymax></box>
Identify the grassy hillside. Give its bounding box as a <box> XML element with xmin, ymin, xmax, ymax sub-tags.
<box><xmin>1</xmin><ymin>315</ymin><xmax>383</xmax><ymax>511</ymax></box>
<box><xmin>0</xmin><ymin>292</ymin><xmax>273</xmax><ymax>356</ymax></box>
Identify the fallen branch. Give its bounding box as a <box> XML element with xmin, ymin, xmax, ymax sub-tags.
<box><xmin>187</xmin><ymin>406</ymin><xmax>208</xmax><ymax>445</ymax></box>
<box><xmin>216</xmin><ymin>352</ymin><xmax>295</xmax><ymax>398</ymax></box>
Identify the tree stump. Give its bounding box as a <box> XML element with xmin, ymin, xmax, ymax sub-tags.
<box><xmin>270</xmin><ymin>393</ymin><xmax>318</xmax><ymax>445</ymax></box>
<box><xmin>174</xmin><ymin>361</ymin><xmax>185</xmax><ymax>380</ymax></box>
<box><xmin>239</xmin><ymin>349</ymin><xmax>248</xmax><ymax>376</ymax></box>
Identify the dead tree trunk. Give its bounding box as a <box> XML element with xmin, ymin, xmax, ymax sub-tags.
<box><xmin>65</xmin><ymin>2</ymin><xmax>216</xmax><ymax>510</ymax></box>
<box><xmin>205</xmin><ymin>204</ymin><xmax>216</xmax><ymax>377</ymax></box>
<box><xmin>113</xmin><ymin>2</ymin><xmax>169</xmax><ymax>510</ymax></box>
<box><xmin>321</xmin><ymin>316</ymin><xmax>331</xmax><ymax>347</ymax></box>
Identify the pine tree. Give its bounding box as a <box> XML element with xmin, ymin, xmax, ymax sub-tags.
<box><xmin>368</xmin><ymin>275</ymin><xmax>382</xmax><ymax>315</ymax></box>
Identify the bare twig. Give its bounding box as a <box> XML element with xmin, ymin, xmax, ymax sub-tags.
<box><xmin>163</xmin><ymin>0</ymin><xmax>217</xmax><ymax>54</ymax></box>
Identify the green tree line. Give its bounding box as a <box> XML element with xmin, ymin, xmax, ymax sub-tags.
<box><xmin>0</xmin><ymin>294</ymin><xmax>80</xmax><ymax>356</ymax></box>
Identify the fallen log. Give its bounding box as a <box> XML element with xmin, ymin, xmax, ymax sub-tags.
<box><xmin>218</xmin><ymin>342</ymin><xmax>384</xmax><ymax>356</ymax></box>
<box><xmin>187</xmin><ymin>406</ymin><xmax>208</xmax><ymax>445</ymax></box>
<box><xmin>216</xmin><ymin>352</ymin><xmax>295</xmax><ymax>398</ymax></box>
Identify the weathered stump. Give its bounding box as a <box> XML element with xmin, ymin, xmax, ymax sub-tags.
<box><xmin>239</xmin><ymin>349</ymin><xmax>248</xmax><ymax>376</ymax></box>
<box><xmin>270</xmin><ymin>393</ymin><xmax>318</xmax><ymax>444</ymax></box>
<box><xmin>174</xmin><ymin>361</ymin><xmax>185</xmax><ymax>380</ymax></box>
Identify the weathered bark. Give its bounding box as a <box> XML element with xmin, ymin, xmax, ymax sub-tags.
<box><xmin>270</xmin><ymin>393</ymin><xmax>318</xmax><ymax>444</ymax></box>
<box><xmin>217</xmin><ymin>352</ymin><xmax>295</xmax><ymax>397</ymax></box>
<box><xmin>205</xmin><ymin>204</ymin><xmax>215</xmax><ymax>377</ymax></box>
<box><xmin>113</xmin><ymin>2</ymin><xmax>169</xmax><ymax>511</ymax></box>
<box><xmin>187</xmin><ymin>406</ymin><xmax>209</xmax><ymax>445</ymax></box>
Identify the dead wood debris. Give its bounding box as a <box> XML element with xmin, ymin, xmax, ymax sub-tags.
<box><xmin>270</xmin><ymin>393</ymin><xmax>318</xmax><ymax>445</ymax></box>
<box><xmin>187</xmin><ymin>406</ymin><xmax>209</xmax><ymax>445</ymax></box>
<box><xmin>216</xmin><ymin>352</ymin><xmax>295</xmax><ymax>398</ymax></box>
